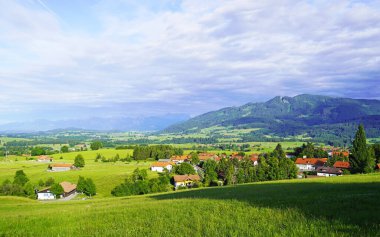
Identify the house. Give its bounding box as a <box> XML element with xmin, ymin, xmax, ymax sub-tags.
<box><xmin>333</xmin><ymin>161</ymin><xmax>350</xmax><ymax>170</ymax></box>
<box><xmin>170</xmin><ymin>155</ymin><xmax>189</xmax><ymax>164</ymax></box>
<box><xmin>37</xmin><ymin>188</ymin><xmax>55</xmax><ymax>200</ymax></box>
<box><xmin>295</xmin><ymin>158</ymin><xmax>328</xmax><ymax>171</ymax></box>
<box><xmin>332</xmin><ymin>151</ymin><xmax>350</xmax><ymax>158</ymax></box>
<box><xmin>250</xmin><ymin>154</ymin><xmax>259</xmax><ymax>166</ymax></box>
<box><xmin>150</xmin><ymin>162</ymin><xmax>174</xmax><ymax>172</ymax></box>
<box><xmin>60</xmin><ymin>181</ymin><xmax>77</xmax><ymax>197</ymax></box>
<box><xmin>37</xmin><ymin>155</ymin><xmax>53</xmax><ymax>162</ymax></box>
<box><xmin>199</xmin><ymin>153</ymin><xmax>219</xmax><ymax>162</ymax></box>
<box><xmin>48</xmin><ymin>164</ymin><xmax>75</xmax><ymax>172</ymax></box>
<box><xmin>36</xmin><ymin>181</ymin><xmax>77</xmax><ymax>200</ymax></box>
<box><xmin>230</xmin><ymin>153</ymin><xmax>245</xmax><ymax>161</ymax></box>
<box><xmin>173</xmin><ymin>174</ymin><xmax>201</xmax><ymax>189</ymax></box>
<box><xmin>316</xmin><ymin>167</ymin><xmax>343</xmax><ymax>177</ymax></box>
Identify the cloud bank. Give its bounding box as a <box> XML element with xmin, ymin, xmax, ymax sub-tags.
<box><xmin>0</xmin><ymin>0</ymin><xmax>379</xmax><ymax>123</ymax></box>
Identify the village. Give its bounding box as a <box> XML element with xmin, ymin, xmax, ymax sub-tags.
<box><xmin>33</xmin><ymin>146</ymin><xmax>379</xmax><ymax>201</ymax></box>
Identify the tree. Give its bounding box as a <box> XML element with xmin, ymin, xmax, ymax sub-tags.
<box><xmin>132</xmin><ymin>168</ymin><xmax>148</xmax><ymax>181</ymax></box>
<box><xmin>13</xmin><ymin>170</ymin><xmax>29</xmax><ymax>186</ymax></box>
<box><xmin>190</xmin><ymin>152</ymin><xmax>200</xmax><ymax>165</ymax></box>
<box><xmin>371</xmin><ymin>143</ymin><xmax>380</xmax><ymax>164</ymax></box>
<box><xmin>90</xmin><ymin>141</ymin><xmax>103</xmax><ymax>150</ymax></box>
<box><xmin>350</xmin><ymin>125</ymin><xmax>375</xmax><ymax>173</ymax></box>
<box><xmin>203</xmin><ymin>159</ymin><xmax>218</xmax><ymax>186</ymax></box>
<box><xmin>77</xmin><ymin>176</ymin><xmax>86</xmax><ymax>193</ymax></box>
<box><xmin>50</xmin><ymin>183</ymin><xmax>64</xmax><ymax>198</ymax></box>
<box><xmin>74</xmin><ymin>154</ymin><xmax>85</xmax><ymax>168</ymax></box>
<box><xmin>175</xmin><ymin>162</ymin><xmax>196</xmax><ymax>175</ymax></box>
<box><xmin>31</xmin><ymin>147</ymin><xmax>46</xmax><ymax>156</ymax></box>
<box><xmin>273</xmin><ymin>143</ymin><xmax>286</xmax><ymax>159</ymax></box>
<box><xmin>84</xmin><ymin>178</ymin><xmax>96</xmax><ymax>197</ymax></box>
<box><xmin>60</xmin><ymin>146</ymin><xmax>69</xmax><ymax>153</ymax></box>
<box><xmin>45</xmin><ymin>177</ymin><xmax>55</xmax><ymax>187</ymax></box>
<box><xmin>76</xmin><ymin>176</ymin><xmax>96</xmax><ymax>197</ymax></box>
<box><xmin>23</xmin><ymin>182</ymin><xmax>35</xmax><ymax>198</ymax></box>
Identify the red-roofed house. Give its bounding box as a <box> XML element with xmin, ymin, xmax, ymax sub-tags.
<box><xmin>150</xmin><ymin>161</ymin><xmax>174</xmax><ymax>172</ymax></box>
<box><xmin>332</xmin><ymin>151</ymin><xmax>350</xmax><ymax>158</ymax></box>
<box><xmin>333</xmin><ymin>161</ymin><xmax>350</xmax><ymax>169</ymax></box>
<box><xmin>295</xmin><ymin>158</ymin><xmax>328</xmax><ymax>171</ymax></box>
<box><xmin>250</xmin><ymin>154</ymin><xmax>259</xmax><ymax>166</ymax></box>
<box><xmin>198</xmin><ymin>153</ymin><xmax>219</xmax><ymax>161</ymax></box>
<box><xmin>170</xmin><ymin>155</ymin><xmax>189</xmax><ymax>164</ymax></box>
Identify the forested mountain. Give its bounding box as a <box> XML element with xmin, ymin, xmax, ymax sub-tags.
<box><xmin>162</xmin><ymin>94</ymin><xmax>380</xmax><ymax>145</ymax></box>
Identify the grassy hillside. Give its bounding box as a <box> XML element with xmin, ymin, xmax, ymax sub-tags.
<box><xmin>0</xmin><ymin>173</ymin><xmax>379</xmax><ymax>236</ymax></box>
<box><xmin>0</xmin><ymin>149</ymin><xmax>156</xmax><ymax>197</ymax></box>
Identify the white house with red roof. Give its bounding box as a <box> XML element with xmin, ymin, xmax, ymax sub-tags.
<box><xmin>295</xmin><ymin>158</ymin><xmax>328</xmax><ymax>171</ymax></box>
<box><xmin>150</xmin><ymin>161</ymin><xmax>174</xmax><ymax>172</ymax></box>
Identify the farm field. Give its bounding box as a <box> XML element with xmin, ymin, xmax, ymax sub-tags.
<box><xmin>0</xmin><ymin>173</ymin><xmax>379</xmax><ymax>236</ymax></box>
<box><xmin>0</xmin><ymin>149</ymin><xmax>156</xmax><ymax>198</ymax></box>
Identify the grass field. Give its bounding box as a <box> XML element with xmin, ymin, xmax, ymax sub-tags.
<box><xmin>0</xmin><ymin>173</ymin><xmax>379</xmax><ymax>236</ymax></box>
<box><xmin>0</xmin><ymin>149</ymin><xmax>156</xmax><ymax>198</ymax></box>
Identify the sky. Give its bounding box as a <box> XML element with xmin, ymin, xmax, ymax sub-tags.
<box><xmin>0</xmin><ymin>0</ymin><xmax>380</xmax><ymax>124</ymax></box>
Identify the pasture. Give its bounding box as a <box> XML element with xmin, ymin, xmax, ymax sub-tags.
<box><xmin>0</xmin><ymin>173</ymin><xmax>379</xmax><ymax>236</ymax></box>
<box><xmin>0</xmin><ymin>149</ymin><xmax>156</xmax><ymax>198</ymax></box>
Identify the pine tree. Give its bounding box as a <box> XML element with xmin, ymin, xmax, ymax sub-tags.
<box><xmin>350</xmin><ymin>125</ymin><xmax>375</xmax><ymax>173</ymax></box>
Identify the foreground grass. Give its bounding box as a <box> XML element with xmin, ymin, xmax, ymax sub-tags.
<box><xmin>1</xmin><ymin>173</ymin><xmax>379</xmax><ymax>236</ymax></box>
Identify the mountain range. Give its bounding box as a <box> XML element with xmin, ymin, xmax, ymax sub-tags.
<box><xmin>162</xmin><ymin>94</ymin><xmax>380</xmax><ymax>145</ymax></box>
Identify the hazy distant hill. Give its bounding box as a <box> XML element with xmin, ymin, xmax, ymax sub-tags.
<box><xmin>0</xmin><ymin>114</ymin><xmax>189</xmax><ymax>132</ymax></box>
<box><xmin>162</xmin><ymin>94</ymin><xmax>380</xmax><ymax>145</ymax></box>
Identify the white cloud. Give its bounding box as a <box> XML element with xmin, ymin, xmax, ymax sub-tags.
<box><xmin>0</xmin><ymin>0</ymin><xmax>379</xmax><ymax>121</ymax></box>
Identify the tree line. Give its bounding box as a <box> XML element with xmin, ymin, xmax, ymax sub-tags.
<box><xmin>132</xmin><ymin>145</ymin><xmax>183</xmax><ymax>160</ymax></box>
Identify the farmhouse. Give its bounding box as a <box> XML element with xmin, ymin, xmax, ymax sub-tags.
<box><xmin>37</xmin><ymin>188</ymin><xmax>55</xmax><ymax>200</ymax></box>
<box><xmin>199</xmin><ymin>153</ymin><xmax>219</xmax><ymax>161</ymax></box>
<box><xmin>37</xmin><ymin>155</ymin><xmax>53</xmax><ymax>162</ymax></box>
<box><xmin>250</xmin><ymin>154</ymin><xmax>259</xmax><ymax>166</ymax></box>
<box><xmin>48</xmin><ymin>164</ymin><xmax>75</xmax><ymax>172</ymax></box>
<box><xmin>295</xmin><ymin>158</ymin><xmax>328</xmax><ymax>171</ymax></box>
<box><xmin>332</xmin><ymin>151</ymin><xmax>349</xmax><ymax>158</ymax></box>
<box><xmin>230</xmin><ymin>153</ymin><xmax>245</xmax><ymax>161</ymax></box>
<box><xmin>60</xmin><ymin>181</ymin><xmax>77</xmax><ymax>197</ymax></box>
<box><xmin>150</xmin><ymin>162</ymin><xmax>174</xmax><ymax>172</ymax></box>
<box><xmin>170</xmin><ymin>155</ymin><xmax>189</xmax><ymax>164</ymax></box>
<box><xmin>173</xmin><ymin>174</ymin><xmax>201</xmax><ymax>189</ymax></box>
<box><xmin>316</xmin><ymin>167</ymin><xmax>343</xmax><ymax>177</ymax></box>
<box><xmin>333</xmin><ymin>161</ymin><xmax>350</xmax><ymax>170</ymax></box>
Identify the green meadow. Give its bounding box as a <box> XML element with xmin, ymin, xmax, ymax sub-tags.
<box><xmin>0</xmin><ymin>149</ymin><xmax>157</xmax><ymax>198</ymax></box>
<box><xmin>0</xmin><ymin>173</ymin><xmax>379</xmax><ymax>236</ymax></box>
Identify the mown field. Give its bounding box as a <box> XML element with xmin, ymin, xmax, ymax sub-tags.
<box><xmin>0</xmin><ymin>149</ymin><xmax>156</xmax><ymax>197</ymax></box>
<box><xmin>0</xmin><ymin>173</ymin><xmax>379</xmax><ymax>236</ymax></box>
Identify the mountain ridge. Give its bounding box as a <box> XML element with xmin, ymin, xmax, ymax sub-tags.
<box><xmin>161</xmin><ymin>94</ymin><xmax>380</xmax><ymax>144</ymax></box>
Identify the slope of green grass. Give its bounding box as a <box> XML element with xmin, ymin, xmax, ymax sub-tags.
<box><xmin>0</xmin><ymin>173</ymin><xmax>379</xmax><ymax>236</ymax></box>
<box><xmin>0</xmin><ymin>149</ymin><xmax>156</xmax><ymax>197</ymax></box>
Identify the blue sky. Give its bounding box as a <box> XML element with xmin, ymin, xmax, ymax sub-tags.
<box><xmin>0</xmin><ymin>0</ymin><xmax>379</xmax><ymax>123</ymax></box>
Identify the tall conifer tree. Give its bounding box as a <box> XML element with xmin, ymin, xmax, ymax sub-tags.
<box><xmin>350</xmin><ymin>125</ymin><xmax>375</xmax><ymax>173</ymax></box>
